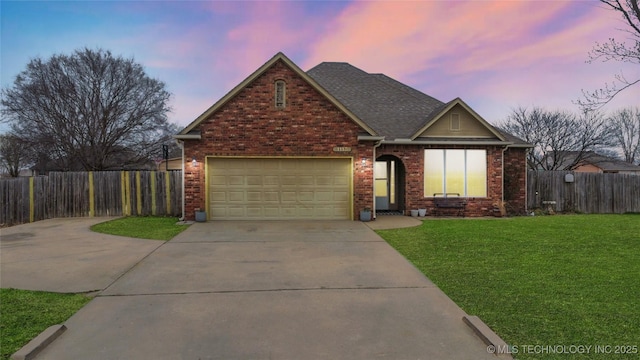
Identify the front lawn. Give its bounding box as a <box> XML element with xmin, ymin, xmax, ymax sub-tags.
<box><xmin>90</xmin><ymin>216</ymin><xmax>189</xmax><ymax>240</ymax></box>
<box><xmin>377</xmin><ymin>215</ymin><xmax>640</xmax><ymax>359</ymax></box>
<box><xmin>0</xmin><ymin>289</ymin><xmax>91</xmax><ymax>360</ymax></box>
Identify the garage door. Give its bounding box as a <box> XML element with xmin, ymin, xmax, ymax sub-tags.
<box><xmin>208</xmin><ymin>158</ymin><xmax>352</xmax><ymax>220</ymax></box>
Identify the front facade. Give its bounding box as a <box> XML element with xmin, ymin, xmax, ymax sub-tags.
<box><xmin>176</xmin><ymin>53</ymin><xmax>530</xmax><ymax>221</ymax></box>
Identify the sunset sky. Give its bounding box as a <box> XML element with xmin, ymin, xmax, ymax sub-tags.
<box><xmin>1</xmin><ymin>0</ymin><xmax>638</xmax><ymax>130</ymax></box>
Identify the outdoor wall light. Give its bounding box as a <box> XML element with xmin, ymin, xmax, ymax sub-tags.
<box><xmin>361</xmin><ymin>158</ymin><xmax>367</xmax><ymax>166</ymax></box>
<box><xmin>192</xmin><ymin>157</ymin><xmax>197</xmax><ymax>167</ymax></box>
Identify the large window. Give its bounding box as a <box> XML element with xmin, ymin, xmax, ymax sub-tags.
<box><xmin>424</xmin><ymin>149</ymin><xmax>486</xmax><ymax>197</ymax></box>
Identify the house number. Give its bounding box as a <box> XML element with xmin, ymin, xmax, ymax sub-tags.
<box><xmin>333</xmin><ymin>147</ymin><xmax>351</xmax><ymax>152</ymax></box>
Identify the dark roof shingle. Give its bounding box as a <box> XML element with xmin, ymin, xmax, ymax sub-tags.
<box><xmin>307</xmin><ymin>62</ymin><xmax>444</xmax><ymax>139</ymax></box>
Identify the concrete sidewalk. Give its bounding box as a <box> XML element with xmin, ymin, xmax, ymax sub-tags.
<box><xmin>29</xmin><ymin>220</ymin><xmax>500</xmax><ymax>360</ymax></box>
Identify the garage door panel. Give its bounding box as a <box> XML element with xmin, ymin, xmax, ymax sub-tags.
<box><xmin>334</xmin><ymin>191</ymin><xmax>349</xmax><ymax>202</ymax></box>
<box><xmin>228</xmin><ymin>192</ymin><xmax>244</xmax><ymax>202</ymax></box>
<box><xmin>228</xmin><ymin>176</ymin><xmax>244</xmax><ymax>186</ymax></box>
<box><xmin>246</xmin><ymin>191</ymin><xmax>262</xmax><ymax>202</ymax></box>
<box><xmin>281</xmin><ymin>176</ymin><xmax>297</xmax><ymax>185</ymax></box>
<box><xmin>281</xmin><ymin>191</ymin><xmax>297</xmax><ymax>203</ymax></box>
<box><xmin>298</xmin><ymin>191</ymin><xmax>314</xmax><ymax>202</ymax></box>
<box><xmin>264</xmin><ymin>176</ymin><xmax>279</xmax><ymax>185</ymax></box>
<box><xmin>247</xmin><ymin>176</ymin><xmax>262</xmax><ymax>186</ymax></box>
<box><xmin>210</xmin><ymin>191</ymin><xmax>226</xmax><ymax>202</ymax></box>
<box><xmin>280</xmin><ymin>207</ymin><xmax>297</xmax><ymax>217</ymax></box>
<box><xmin>334</xmin><ymin>176</ymin><xmax>349</xmax><ymax>186</ymax></box>
<box><xmin>211</xmin><ymin>176</ymin><xmax>226</xmax><ymax>186</ymax></box>
<box><xmin>297</xmin><ymin>208</ymin><xmax>314</xmax><ymax>217</ymax></box>
<box><xmin>246</xmin><ymin>207</ymin><xmax>265</xmax><ymax>217</ymax></box>
<box><xmin>316</xmin><ymin>191</ymin><xmax>333</xmax><ymax>202</ymax></box>
<box><xmin>315</xmin><ymin>176</ymin><xmax>332</xmax><ymax>186</ymax></box>
<box><xmin>208</xmin><ymin>158</ymin><xmax>351</xmax><ymax>220</ymax></box>
<box><xmin>297</xmin><ymin>176</ymin><xmax>314</xmax><ymax>186</ymax></box>
<box><xmin>263</xmin><ymin>192</ymin><xmax>279</xmax><ymax>202</ymax></box>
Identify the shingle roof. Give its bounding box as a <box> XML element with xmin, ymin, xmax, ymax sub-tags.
<box><xmin>557</xmin><ymin>151</ymin><xmax>640</xmax><ymax>172</ymax></box>
<box><xmin>307</xmin><ymin>62</ymin><xmax>445</xmax><ymax>139</ymax></box>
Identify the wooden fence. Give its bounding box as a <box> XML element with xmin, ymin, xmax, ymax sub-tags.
<box><xmin>1</xmin><ymin>171</ymin><xmax>182</xmax><ymax>227</ymax></box>
<box><xmin>527</xmin><ymin>171</ymin><xmax>640</xmax><ymax>214</ymax></box>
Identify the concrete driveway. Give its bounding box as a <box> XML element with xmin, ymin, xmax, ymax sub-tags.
<box><xmin>0</xmin><ymin>218</ymin><xmax>163</xmax><ymax>293</ymax></box>
<box><xmin>4</xmin><ymin>219</ymin><xmax>498</xmax><ymax>359</ymax></box>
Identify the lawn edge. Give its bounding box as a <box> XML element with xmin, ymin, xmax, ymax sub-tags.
<box><xmin>463</xmin><ymin>315</ymin><xmax>513</xmax><ymax>359</ymax></box>
<box><xmin>10</xmin><ymin>324</ymin><xmax>66</xmax><ymax>360</ymax></box>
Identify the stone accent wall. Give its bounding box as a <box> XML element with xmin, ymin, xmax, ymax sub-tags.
<box><xmin>181</xmin><ymin>59</ymin><xmax>372</xmax><ymax>220</ymax></box>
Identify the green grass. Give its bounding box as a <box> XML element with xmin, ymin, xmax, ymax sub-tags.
<box><xmin>90</xmin><ymin>216</ymin><xmax>189</xmax><ymax>240</ymax></box>
<box><xmin>0</xmin><ymin>289</ymin><xmax>91</xmax><ymax>360</ymax></box>
<box><xmin>377</xmin><ymin>215</ymin><xmax>640</xmax><ymax>360</ymax></box>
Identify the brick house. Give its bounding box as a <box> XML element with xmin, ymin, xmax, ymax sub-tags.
<box><xmin>175</xmin><ymin>52</ymin><xmax>531</xmax><ymax>221</ymax></box>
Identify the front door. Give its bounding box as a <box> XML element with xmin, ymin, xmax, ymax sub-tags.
<box><xmin>375</xmin><ymin>159</ymin><xmax>397</xmax><ymax>211</ymax></box>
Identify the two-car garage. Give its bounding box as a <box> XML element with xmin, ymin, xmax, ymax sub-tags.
<box><xmin>207</xmin><ymin>158</ymin><xmax>352</xmax><ymax>220</ymax></box>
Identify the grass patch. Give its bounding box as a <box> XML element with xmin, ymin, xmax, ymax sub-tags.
<box><xmin>0</xmin><ymin>288</ymin><xmax>91</xmax><ymax>360</ymax></box>
<box><xmin>377</xmin><ymin>215</ymin><xmax>640</xmax><ymax>359</ymax></box>
<box><xmin>90</xmin><ymin>216</ymin><xmax>189</xmax><ymax>240</ymax></box>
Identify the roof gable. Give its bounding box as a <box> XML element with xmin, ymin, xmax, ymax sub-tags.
<box><xmin>410</xmin><ymin>98</ymin><xmax>506</xmax><ymax>141</ymax></box>
<box><xmin>178</xmin><ymin>53</ymin><xmax>376</xmax><ymax>136</ymax></box>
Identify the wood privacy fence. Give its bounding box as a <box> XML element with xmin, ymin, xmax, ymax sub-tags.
<box><xmin>527</xmin><ymin>171</ymin><xmax>640</xmax><ymax>214</ymax></box>
<box><xmin>1</xmin><ymin>171</ymin><xmax>182</xmax><ymax>227</ymax></box>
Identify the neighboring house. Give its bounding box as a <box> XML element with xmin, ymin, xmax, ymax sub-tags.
<box><xmin>551</xmin><ymin>151</ymin><xmax>640</xmax><ymax>174</ymax></box>
<box><xmin>155</xmin><ymin>157</ymin><xmax>183</xmax><ymax>171</ymax></box>
<box><xmin>175</xmin><ymin>52</ymin><xmax>531</xmax><ymax>221</ymax></box>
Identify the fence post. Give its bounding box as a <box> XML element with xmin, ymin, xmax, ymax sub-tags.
<box><xmin>29</xmin><ymin>177</ymin><xmax>34</xmax><ymax>223</ymax></box>
<box><xmin>165</xmin><ymin>171</ymin><xmax>171</xmax><ymax>215</ymax></box>
<box><xmin>88</xmin><ymin>171</ymin><xmax>95</xmax><ymax>217</ymax></box>
<box><xmin>136</xmin><ymin>171</ymin><xmax>142</xmax><ymax>216</ymax></box>
<box><xmin>151</xmin><ymin>171</ymin><xmax>157</xmax><ymax>216</ymax></box>
<box><xmin>122</xmin><ymin>171</ymin><xmax>131</xmax><ymax>216</ymax></box>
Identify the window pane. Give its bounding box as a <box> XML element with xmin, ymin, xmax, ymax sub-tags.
<box><xmin>390</xmin><ymin>161</ymin><xmax>395</xmax><ymax>204</ymax></box>
<box><xmin>375</xmin><ymin>179</ymin><xmax>388</xmax><ymax>197</ymax></box>
<box><xmin>424</xmin><ymin>150</ymin><xmax>444</xmax><ymax>196</ymax></box>
<box><xmin>374</xmin><ymin>161</ymin><xmax>387</xmax><ymax>178</ymax></box>
<box><xmin>466</xmin><ymin>150</ymin><xmax>486</xmax><ymax>197</ymax></box>
<box><xmin>445</xmin><ymin>150</ymin><xmax>465</xmax><ymax>196</ymax></box>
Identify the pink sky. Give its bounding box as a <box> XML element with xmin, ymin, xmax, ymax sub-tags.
<box><xmin>1</xmin><ymin>1</ymin><xmax>638</xmax><ymax>129</ymax></box>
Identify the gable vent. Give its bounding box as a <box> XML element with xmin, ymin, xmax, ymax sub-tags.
<box><xmin>450</xmin><ymin>113</ymin><xmax>461</xmax><ymax>131</ymax></box>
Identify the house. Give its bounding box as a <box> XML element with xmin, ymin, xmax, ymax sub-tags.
<box><xmin>155</xmin><ymin>157</ymin><xmax>183</xmax><ymax>171</ymax></box>
<box><xmin>551</xmin><ymin>151</ymin><xmax>640</xmax><ymax>174</ymax></box>
<box><xmin>175</xmin><ymin>52</ymin><xmax>531</xmax><ymax>221</ymax></box>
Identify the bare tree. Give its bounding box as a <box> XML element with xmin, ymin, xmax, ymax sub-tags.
<box><xmin>607</xmin><ymin>107</ymin><xmax>640</xmax><ymax>164</ymax></box>
<box><xmin>500</xmin><ymin>107</ymin><xmax>611</xmax><ymax>170</ymax></box>
<box><xmin>1</xmin><ymin>48</ymin><xmax>172</xmax><ymax>171</ymax></box>
<box><xmin>0</xmin><ymin>133</ymin><xmax>32</xmax><ymax>177</ymax></box>
<box><xmin>577</xmin><ymin>0</ymin><xmax>640</xmax><ymax>111</ymax></box>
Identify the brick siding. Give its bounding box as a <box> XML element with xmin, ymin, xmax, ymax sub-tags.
<box><xmin>180</xmin><ymin>59</ymin><xmax>528</xmax><ymax>220</ymax></box>
<box><xmin>503</xmin><ymin>148</ymin><xmax>528</xmax><ymax>214</ymax></box>
<box><xmin>378</xmin><ymin>145</ymin><xmax>527</xmax><ymax>217</ymax></box>
<box><xmin>181</xmin><ymin>59</ymin><xmax>373</xmax><ymax>220</ymax></box>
